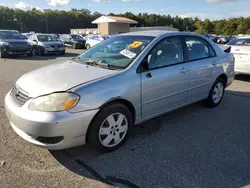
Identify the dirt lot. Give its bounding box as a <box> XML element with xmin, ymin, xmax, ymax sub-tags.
<box><xmin>0</xmin><ymin>49</ymin><xmax>250</xmax><ymax>188</ymax></box>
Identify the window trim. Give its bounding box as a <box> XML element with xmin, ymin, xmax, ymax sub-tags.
<box><xmin>182</xmin><ymin>36</ymin><xmax>217</xmax><ymax>63</ymax></box>
<box><xmin>138</xmin><ymin>36</ymin><xmax>185</xmax><ymax>72</ymax></box>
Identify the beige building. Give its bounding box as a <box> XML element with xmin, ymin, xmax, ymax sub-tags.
<box><xmin>70</xmin><ymin>16</ymin><xmax>178</xmax><ymax>35</ymax></box>
<box><xmin>92</xmin><ymin>15</ymin><xmax>138</xmax><ymax>35</ymax></box>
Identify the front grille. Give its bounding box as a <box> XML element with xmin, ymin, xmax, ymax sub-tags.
<box><xmin>36</xmin><ymin>136</ymin><xmax>64</xmax><ymax>144</ymax></box>
<box><xmin>10</xmin><ymin>85</ymin><xmax>29</xmax><ymax>106</ymax></box>
<box><xmin>9</xmin><ymin>44</ymin><xmax>30</xmax><ymax>52</ymax></box>
<box><xmin>50</xmin><ymin>45</ymin><xmax>61</xmax><ymax>48</ymax></box>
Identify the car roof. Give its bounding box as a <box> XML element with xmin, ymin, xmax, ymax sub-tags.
<box><xmin>36</xmin><ymin>34</ymin><xmax>53</xmax><ymax>36</ymax></box>
<box><xmin>237</xmin><ymin>36</ymin><xmax>250</xmax><ymax>39</ymax></box>
<box><xmin>0</xmin><ymin>30</ymin><xmax>19</xmax><ymax>32</ymax></box>
<box><xmin>119</xmin><ymin>30</ymin><xmax>202</xmax><ymax>38</ymax></box>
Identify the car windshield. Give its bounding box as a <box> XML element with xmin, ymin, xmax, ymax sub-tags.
<box><xmin>0</xmin><ymin>31</ymin><xmax>25</xmax><ymax>40</ymax></box>
<box><xmin>227</xmin><ymin>38</ymin><xmax>250</xmax><ymax>46</ymax></box>
<box><xmin>37</xmin><ymin>35</ymin><xmax>59</xmax><ymax>42</ymax></box>
<box><xmin>77</xmin><ymin>35</ymin><xmax>155</xmax><ymax>69</ymax></box>
<box><xmin>71</xmin><ymin>35</ymin><xmax>83</xmax><ymax>40</ymax></box>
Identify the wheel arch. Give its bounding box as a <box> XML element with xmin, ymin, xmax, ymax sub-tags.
<box><xmin>85</xmin><ymin>98</ymin><xmax>136</xmax><ymax>143</ymax></box>
<box><xmin>217</xmin><ymin>73</ymin><xmax>228</xmax><ymax>87</ymax></box>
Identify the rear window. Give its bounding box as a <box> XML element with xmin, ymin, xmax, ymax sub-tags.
<box><xmin>71</xmin><ymin>35</ymin><xmax>83</xmax><ymax>40</ymax></box>
<box><xmin>227</xmin><ymin>38</ymin><xmax>250</xmax><ymax>46</ymax></box>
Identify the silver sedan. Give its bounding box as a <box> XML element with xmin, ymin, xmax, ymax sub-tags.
<box><xmin>5</xmin><ymin>31</ymin><xmax>235</xmax><ymax>152</ymax></box>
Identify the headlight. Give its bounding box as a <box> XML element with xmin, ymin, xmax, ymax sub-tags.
<box><xmin>29</xmin><ymin>92</ymin><xmax>80</xmax><ymax>112</ymax></box>
<box><xmin>0</xmin><ymin>42</ymin><xmax>9</xmax><ymax>46</ymax></box>
<box><xmin>40</xmin><ymin>43</ymin><xmax>48</xmax><ymax>47</ymax></box>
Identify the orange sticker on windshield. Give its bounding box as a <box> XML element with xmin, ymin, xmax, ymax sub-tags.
<box><xmin>129</xmin><ymin>41</ymin><xmax>143</xmax><ymax>48</ymax></box>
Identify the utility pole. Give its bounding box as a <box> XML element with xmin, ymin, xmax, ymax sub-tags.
<box><xmin>44</xmin><ymin>9</ymin><xmax>49</xmax><ymax>33</ymax></box>
<box><xmin>19</xmin><ymin>15</ymin><xmax>23</xmax><ymax>32</ymax></box>
<box><xmin>45</xmin><ymin>14</ymin><xmax>48</xmax><ymax>33</ymax></box>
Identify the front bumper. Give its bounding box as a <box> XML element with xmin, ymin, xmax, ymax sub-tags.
<box><xmin>1</xmin><ymin>45</ymin><xmax>32</xmax><ymax>55</ymax></box>
<box><xmin>75</xmin><ymin>43</ymin><xmax>85</xmax><ymax>49</ymax></box>
<box><xmin>5</xmin><ymin>91</ymin><xmax>99</xmax><ymax>150</ymax></box>
<box><xmin>44</xmin><ymin>47</ymin><xmax>65</xmax><ymax>54</ymax></box>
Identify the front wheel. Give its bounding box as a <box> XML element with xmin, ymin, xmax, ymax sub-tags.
<box><xmin>87</xmin><ymin>104</ymin><xmax>133</xmax><ymax>153</ymax></box>
<box><xmin>38</xmin><ymin>46</ymin><xmax>45</xmax><ymax>56</ymax></box>
<box><xmin>27</xmin><ymin>51</ymin><xmax>33</xmax><ymax>57</ymax></box>
<box><xmin>204</xmin><ymin>78</ymin><xmax>225</xmax><ymax>108</ymax></box>
<box><xmin>0</xmin><ymin>51</ymin><xmax>8</xmax><ymax>58</ymax></box>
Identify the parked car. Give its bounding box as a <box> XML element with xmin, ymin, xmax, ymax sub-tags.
<box><xmin>61</xmin><ymin>34</ymin><xmax>85</xmax><ymax>49</ymax></box>
<box><xmin>217</xmin><ymin>36</ymin><xmax>231</xmax><ymax>44</ymax></box>
<box><xmin>85</xmin><ymin>35</ymin><xmax>108</xmax><ymax>49</ymax></box>
<box><xmin>28</xmin><ymin>34</ymin><xmax>65</xmax><ymax>56</ymax></box>
<box><xmin>225</xmin><ymin>36</ymin><xmax>250</xmax><ymax>75</ymax></box>
<box><xmin>0</xmin><ymin>30</ymin><xmax>33</xmax><ymax>58</ymax></box>
<box><xmin>5</xmin><ymin>31</ymin><xmax>235</xmax><ymax>152</ymax></box>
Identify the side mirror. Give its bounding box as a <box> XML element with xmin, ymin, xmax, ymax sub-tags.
<box><xmin>137</xmin><ymin>58</ymin><xmax>149</xmax><ymax>73</ymax></box>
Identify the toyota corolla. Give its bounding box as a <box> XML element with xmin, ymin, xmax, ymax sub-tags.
<box><xmin>5</xmin><ymin>31</ymin><xmax>235</xmax><ymax>152</ymax></box>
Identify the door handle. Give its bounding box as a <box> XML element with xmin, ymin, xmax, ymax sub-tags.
<box><xmin>180</xmin><ymin>67</ymin><xmax>188</xmax><ymax>74</ymax></box>
<box><xmin>212</xmin><ymin>60</ymin><xmax>217</xmax><ymax>66</ymax></box>
<box><xmin>146</xmin><ymin>73</ymin><xmax>152</xmax><ymax>78</ymax></box>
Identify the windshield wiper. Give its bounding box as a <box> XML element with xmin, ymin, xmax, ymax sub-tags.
<box><xmin>73</xmin><ymin>57</ymin><xmax>120</xmax><ymax>70</ymax></box>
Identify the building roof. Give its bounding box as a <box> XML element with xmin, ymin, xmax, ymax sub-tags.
<box><xmin>92</xmin><ymin>15</ymin><xmax>138</xmax><ymax>24</ymax></box>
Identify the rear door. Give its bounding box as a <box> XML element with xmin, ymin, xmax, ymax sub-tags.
<box><xmin>183</xmin><ymin>36</ymin><xmax>217</xmax><ymax>102</ymax></box>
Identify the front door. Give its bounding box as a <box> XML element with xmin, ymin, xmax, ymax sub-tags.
<box><xmin>141</xmin><ymin>37</ymin><xmax>189</xmax><ymax>118</ymax></box>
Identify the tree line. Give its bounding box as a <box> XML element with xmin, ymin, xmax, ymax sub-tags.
<box><xmin>0</xmin><ymin>6</ymin><xmax>249</xmax><ymax>35</ymax></box>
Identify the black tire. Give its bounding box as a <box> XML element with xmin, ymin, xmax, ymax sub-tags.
<box><xmin>86</xmin><ymin>44</ymin><xmax>90</xmax><ymax>50</ymax></box>
<box><xmin>204</xmin><ymin>78</ymin><xmax>225</xmax><ymax>108</ymax></box>
<box><xmin>0</xmin><ymin>52</ymin><xmax>8</xmax><ymax>58</ymax></box>
<box><xmin>38</xmin><ymin>46</ymin><xmax>45</xmax><ymax>56</ymax></box>
<box><xmin>60</xmin><ymin>51</ymin><xmax>65</xmax><ymax>55</ymax></box>
<box><xmin>87</xmin><ymin>104</ymin><xmax>133</xmax><ymax>153</ymax></box>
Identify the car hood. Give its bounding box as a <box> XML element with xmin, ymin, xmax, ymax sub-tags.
<box><xmin>75</xmin><ymin>40</ymin><xmax>85</xmax><ymax>43</ymax></box>
<box><xmin>16</xmin><ymin>61</ymin><xmax>118</xmax><ymax>97</ymax></box>
<box><xmin>1</xmin><ymin>39</ymin><xmax>29</xmax><ymax>44</ymax></box>
<box><xmin>39</xmin><ymin>41</ymin><xmax>63</xmax><ymax>45</ymax></box>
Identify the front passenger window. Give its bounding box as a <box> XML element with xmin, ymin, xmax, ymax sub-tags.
<box><xmin>147</xmin><ymin>38</ymin><xmax>183</xmax><ymax>69</ymax></box>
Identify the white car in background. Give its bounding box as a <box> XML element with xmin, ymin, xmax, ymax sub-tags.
<box><xmin>85</xmin><ymin>35</ymin><xmax>109</xmax><ymax>49</ymax></box>
<box><xmin>225</xmin><ymin>36</ymin><xmax>250</xmax><ymax>75</ymax></box>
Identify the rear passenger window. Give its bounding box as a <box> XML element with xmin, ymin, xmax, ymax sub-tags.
<box><xmin>185</xmin><ymin>37</ymin><xmax>214</xmax><ymax>61</ymax></box>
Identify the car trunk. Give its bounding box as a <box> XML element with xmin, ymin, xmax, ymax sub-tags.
<box><xmin>230</xmin><ymin>46</ymin><xmax>250</xmax><ymax>73</ymax></box>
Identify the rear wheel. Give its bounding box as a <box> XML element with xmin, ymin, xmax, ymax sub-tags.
<box><xmin>86</xmin><ymin>44</ymin><xmax>90</xmax><ymax>50</ymax></box>
<box><xmin>204</xmin><ymin>78</ymin><xmax>225</xmax><ymax>108</ymax></box>
<box><xmin>87</xmin><ymin>104</ymin><xmax>133</xmax><ymax>153</ymax></box>
<box><xmin>60</xmin><ymin>51</ymin><xmax>65</xmax><ymax>55</ymax></box>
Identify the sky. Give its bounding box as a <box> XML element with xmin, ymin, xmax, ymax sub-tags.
<box><xmin>0</xmin><ymin>0</ymin><xmax>250</xmax><ymax>20</ymax></box>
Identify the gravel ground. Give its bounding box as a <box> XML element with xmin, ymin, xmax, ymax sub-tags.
<box><xmin>0</xmin><ymin>49</ymin><xmax>250</xmax><ymax>188</ymax></box>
